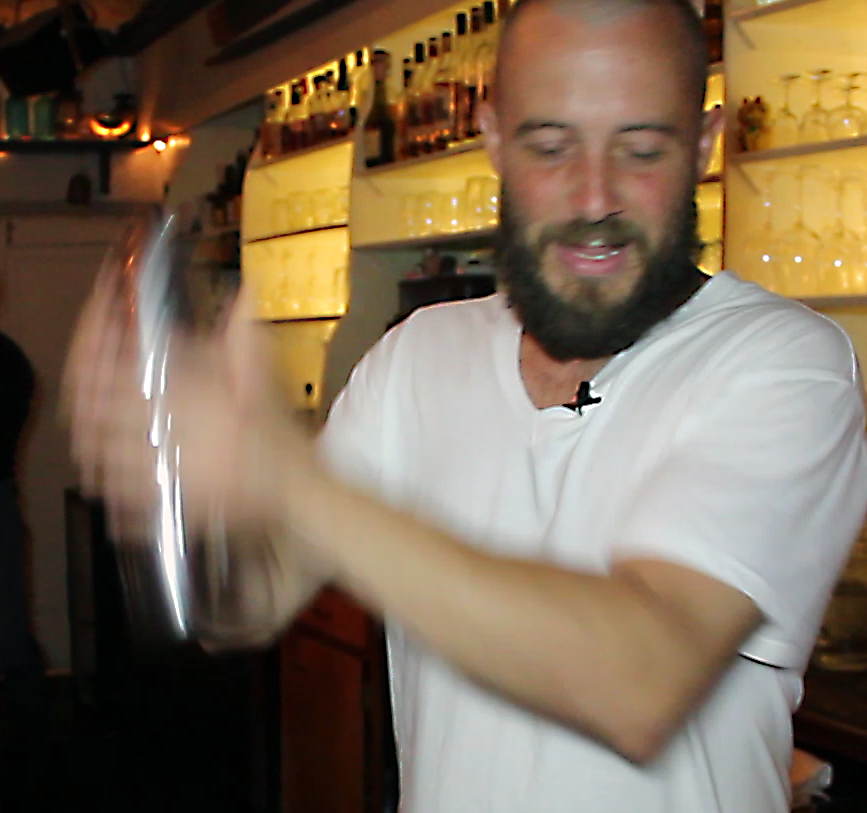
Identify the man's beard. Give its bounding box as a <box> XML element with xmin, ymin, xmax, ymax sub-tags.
<box><xmin>496</xmin><ymin>185</ymin><xmax>703</xmax><ymax>361</ymax></box>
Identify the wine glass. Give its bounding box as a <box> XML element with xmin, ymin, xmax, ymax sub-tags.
<box><xmin>799</xmin><ymin>70</ymin><xmax>833</xmax><ymax>144</ymax></box>
<box><xmin>828</xmin><ymin>74</ymin><xmax>867</xmax><ymax>141</ymax></box>
<box><xmin>741</xmin><ymin>170</ymin><xmax>781</xmax><ymax>291</ymax></box>
<box><xmin>773</xmin><ymin>74</ymin><xmax>801</xmax><ymax>149</ymax></box>
<box><xmin>772</xmin><ymin>167</ymin><xmax>822</xmax><ymax>297</ymax></box>
<box><xmin>852</xmin><ymin>173</ymin><xmax>867</xmax><ymax>294</ymax></box>
<box><xmin>817</xmin><ymin>171</ymin><xmax>861</xmax><ymax>295</ymax></box>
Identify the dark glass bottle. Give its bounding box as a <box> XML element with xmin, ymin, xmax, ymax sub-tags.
<box><xmin>364</xmin><ymin>49</ymin><xmax>396</xmax><ymax>168</ymax></box>
<box><xmin>396</xmin><ymin>57</ymin><xmax>414</xmax><ymax>160</ymax></box>
<box><xmin>432</xmin><ymin>32</ymin><xmax>458</xmax><ymax>150</ymax></box>
<box><xmin>406</xmin><ymin>42</ymin><xmax>427</xmax><ymax>158</ymax></box>
<box><xmin>454</xmin><ymin>12</ymin><xmax>471</xmax><ymax>142</ymax></box>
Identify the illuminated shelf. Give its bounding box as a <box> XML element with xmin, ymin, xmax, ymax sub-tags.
<box><xmin>260</xmin><ymin>314</ymin><xmax>344</xmax><ymax>324</ymax></box>
<box><xmin>358</xmin><ymin>138</ymin><xmax>486</xmax><ymax>179</ymax></box>
<box><xmin>354</xmin><ymin>227</ymin><xmax>496</xmax><ymax>252</ymax></box>
<box><xmin>798</xmin><ymin>295</ymin><xmax>867</xmax><ymax>308</ymax></box>
<box><xmin>731</xmin><ymin>135</ymin><xmax>867</xmax><ymax>166</ymax></box>
<box><xmin>730</xmin><ymin>0</ymin><xmax>855</xmax><ymax>24</ymax></box>
<box><xmin>729</xmin><ymin>0</ymin><xmax>865</xmax><ymax>54</ymax></box>
<box><xmin>246</xmin><ymin>222</ymin><xmax>348</xmax><ymax>245</ymax></box>
<box><xmin>249</xmin><ymin>136</ymin><xmax>355</xmax><ymax>171</ymax></box>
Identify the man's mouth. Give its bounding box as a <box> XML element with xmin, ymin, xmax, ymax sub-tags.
<box><xmin>555</xmin><ymin>239</ymin><xmax>629</xmax><ymax>276</ymax></box>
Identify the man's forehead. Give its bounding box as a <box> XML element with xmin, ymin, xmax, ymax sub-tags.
<box><xmin>496</xmin><ymin>1</ymin><xmax>695</xmax><ymax>112</ymax></box>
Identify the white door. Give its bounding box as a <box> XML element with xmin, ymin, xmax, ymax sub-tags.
<box><xmin>0</xmin><ymin>213</ymin><xmax>131</xmax><ymax>670</ymax></box>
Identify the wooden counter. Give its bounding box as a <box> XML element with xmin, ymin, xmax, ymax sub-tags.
<box><xmin>796</xmin><ymin>668</ymin><xmax>867</xmax><ymax>765</ymax></box>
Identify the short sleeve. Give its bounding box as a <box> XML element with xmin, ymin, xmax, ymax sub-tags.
<box><xmin>612</xmin><ymin>361</ymin><xmax>867</xmax><ymax>672</ymax></box>
<box><xmin>318</xmin><ymin>324</ymin><xmax>405</xmax><ymax>497</ymax></box>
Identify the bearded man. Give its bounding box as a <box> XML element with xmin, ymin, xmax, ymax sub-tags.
<box><xmin>67</xmin><ymin>1</ymin><xmax>867</xmax><ymax>811</ymax></box>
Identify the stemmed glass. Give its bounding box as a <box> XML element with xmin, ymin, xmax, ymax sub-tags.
<box><xmin>853</xmin><ymin>173</ymin><xmax>867</xmax><ymax>294</ymax></box>
<box><xmin>741</xmin><ymin>169</ymin><xmax>780</xmax><ymax>291</ymax></box>
<box><xmin>773</xmin><ymin>74</ymin><xmax>801</xmax><ymax>149</ymax></box>
<box><xmin>817</xmin><ymin>171</ymin><xmax>862</xmax><ymax>295</ymax></box>
<box><xmin>828</xmin><ymin>74</ymin><xmax>867</xmax><ymax>141</ymax></box>
<box><xmin>772</xmin><ymin>166</ymin><xmax>822</xmax><ymax>297</ymax></box>
<box><xmin>799</xmin><ymin>70</ymin><xmax>833</xmax><ymax>144</ymax></box>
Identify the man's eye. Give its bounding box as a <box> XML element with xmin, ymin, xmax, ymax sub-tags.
<box><xmin>631</xmin><ymin>150</ymin><xmax>662</xmax><ymax>161</ymax></box>
<box><xmin>526</xmin><ymin>142</ymin><xmax>567</xmax><ymax>157</ymax></box>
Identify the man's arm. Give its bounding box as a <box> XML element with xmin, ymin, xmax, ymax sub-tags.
<box><xmin>285</xmin><ymin>468</ymin><xmax>761</xmax><ymax>764</ymax></box>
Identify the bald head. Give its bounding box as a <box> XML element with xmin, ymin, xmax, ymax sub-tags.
<box><xmin>494</xmin><ymin>0</ymin><xmax>709</xmax><ymax>114</ymax></box>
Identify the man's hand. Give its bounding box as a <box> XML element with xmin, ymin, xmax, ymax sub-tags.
<box><xmin>62</xmin><ymin>274</ymin><xmax>331</xmax><ymax>631</ymax></box>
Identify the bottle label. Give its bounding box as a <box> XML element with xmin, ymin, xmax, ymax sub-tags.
<box><xmin>364</xmin><ymin>127</ymin><xmax>382</xmax><ymax>160</ymax></box>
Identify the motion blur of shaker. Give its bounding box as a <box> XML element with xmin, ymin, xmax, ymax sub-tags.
<box><xmin>94</xmin><ymin>216</ymin><xmax>285</xmax><ymax>653</ymax></box>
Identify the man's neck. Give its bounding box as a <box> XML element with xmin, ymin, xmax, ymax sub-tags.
<box><xmin>519</xmin><ymin>332</ymin><xmax>609</xmax><ymax>410</ymax></box>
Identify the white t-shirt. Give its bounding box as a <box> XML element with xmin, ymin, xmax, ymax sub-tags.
<box><xmin>320</xmin><ymin>272</ymin><xmax>867</xmax><ymax>813</ymax></box>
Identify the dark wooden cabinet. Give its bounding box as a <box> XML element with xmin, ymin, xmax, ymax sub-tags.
<box><xmin>281</xmin><ymin>632</ymin><xmax>366</xmax><ymax>813</ymax></box>
<box><xmin>279</xmin><ymin>587</ymin><xmax>392</xmax><ymax>813</ymax></box>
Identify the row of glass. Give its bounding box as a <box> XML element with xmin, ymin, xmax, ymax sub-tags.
<box><xmin>246</xmin><ymin>247</ymin><xmax>350</xmax><ymax>319</ymax></box>
<box><xmin>401</xmin><ymin>175</ymin><xmax>499</xmax><ymax>238</ymax></box>
<box><xmin>268</xmin><ymin>186</ymin><xmax>351</xmax><ymax>236</ymax></box>
<box><xmin>766</xmin><ymin>71</ymin><xmax>867</xmax><ymax>149</ymax></box>
<box><xmin>741</xmin><ymin>167</ymin><xmax>867</xmax><ymax>297</ymax></box>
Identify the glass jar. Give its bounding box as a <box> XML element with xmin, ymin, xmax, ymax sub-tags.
<box><xmin>4</xmin><ymin>96</ymin><xmax>30</xmax><ymax>139</ymax></box>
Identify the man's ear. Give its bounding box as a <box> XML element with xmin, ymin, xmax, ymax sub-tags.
<box><xmin>479</xmin><ymin>101</ymin><xmax>503</xmax><ymax>177</ymax></box>
<box><xmin>697</xmin><ymin>104</ymin><xmax>724</xmax><ymax>178</ymax></box>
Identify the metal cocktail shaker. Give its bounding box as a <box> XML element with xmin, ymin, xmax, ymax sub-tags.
<box><xmin>102</xmin><ymin>216</ymin><xmax>283</xmax><ymax>653</ymax></box>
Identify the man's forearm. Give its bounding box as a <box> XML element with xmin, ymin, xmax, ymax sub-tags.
<box><xmin>284</xmin><ymin>468</ymin><xmax>756</xmax><ymax>762</ymax></box>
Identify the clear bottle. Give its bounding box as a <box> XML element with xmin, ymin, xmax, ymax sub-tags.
<box><xmin>396</xmin><ymin>56</ymin><xmax>414</xmax><ymax>160</ymax></box>
<box><xmin>454</xmin><ymin>12</ymin><xmax>472</xmax><ymax>142</ymax></box>
<box><xmin>309</xmin><ymin>75</ymin><xmax>331</xmax><ymax>145</ymax></box>
<box><xmin>462</xmin><ymin>7</ymin><xmax>486</xmax><ymax>139</ymax></box>
<box><xmin>431</xmin><ymin>31</ymin><xmax>459</xmax><ymax>150</ymax></box>
<box><xmin>364</xmin><ymin>49</ymin><xmax>396</xmax><ymax>168</ymax></box>
<box><xmin>281</xmin><ymin>84</ymin><xmax>301</xmax><ymax>154</ymax></box>
<box><xmin>260</xmin><ymin>85</ymin><xmax>287</xmax><ymax>157</ymax></box>
<box><xmin>349</xmin><ymin>49</ymin><xmax>372</xmax><ymax>129</ymax></box>
<box><xmin>479</xmin><ymin>1</ymin><xmax>499</xmax><ymax>109</ymax></box>
<box><xmin>331</xmin><ymin>58</ymin><xmax>352</xmax><ymax>137</ymax></box>
<box><xmin>406</xmin><ymin>42</ymin><xmax>427</xmax><ymax>158</ymax></box>
<box><xmin>420</xmin><ymin>37</ymin><xmax>441</xmax><ymax>153</ymax></box>
<box><xmin>296</xmin><ymin>78</ymin><xmax>312</xmax><ymax>150</ymax></box>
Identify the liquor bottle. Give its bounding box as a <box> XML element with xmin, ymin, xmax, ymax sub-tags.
<box><xmin>421</xmin><ymin>37</ymin><xmax>440</xmax><ymax>153</ymax></box>
<box><xmin>431</xmin><ymin>31</ymin><xmax>459</xmax><ymax>150</ymax></box>
<box><xmin>364</xmin><ymin>49</ymin><xmax>396</xmax><ymax>168</ymax></box>
<box><xmin>704</xmin><ymin>0</ymin><xmax>723</xmax><ymax>65</ymax></box>
<box><xmin>281</xmin><ymin>84</ymin><xmax>300</xmax><ymax>154</ymax></box>
<box><xmin>462</xmin><ymin>7</ymin><xmax>485</xmax><ymax>139</ymax></box>
<box><xmin>396</xmin><ymin>56</ymin><xmax>414</xmax><ymax>160</ymax></box>
<box><xmin>296</xmin><ymin>78</ymin><xmax>312</xmax><ymax>150</ymax></box>
<box><xmin>479</xmin><ymin>1</ymin><xmax>499</xmax><ymax>107</ymax></box>
<box><xmin>309</xmin><ymin>75</ymin><xmax>331</xmax><ymax>145</ymax></box>
<box><xmin>260</xmin><ymin>85</ymin><xmax>286</xmax><ymax>157</ymax></box>
<box><xmin>331</xmin><ymin>58</ymin><xmax>352</xmax><ymax>137</ymax></box>
<box><xmin>405</xmin><ymin>42</ymin><xmax>427</xmax><ymax>158</ymax></box>
<box><xmin>454</xmin><ymin>12</ymin><xmax>472</xmax><ymax>142</ymax></box>
<box><xmin>349</xmin><ymin>49</ymin><xmax>372</xmax><ymax>129</ymax></box>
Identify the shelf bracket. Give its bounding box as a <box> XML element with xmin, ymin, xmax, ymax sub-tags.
<box><xmin>731</xmin><ymin>17</ymin><xmax>756</xmax><ymax>50</ymax></box>
<box><xmin>734</xmin><ymin>162</ymin><xmax>760</xmax><ymax>195</ymax></box>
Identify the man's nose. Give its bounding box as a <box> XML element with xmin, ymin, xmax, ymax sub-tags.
<box><xmin>566</xmin><ymin>154</ymin><xmax>624</xmax><ymax>224</ymax></box>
